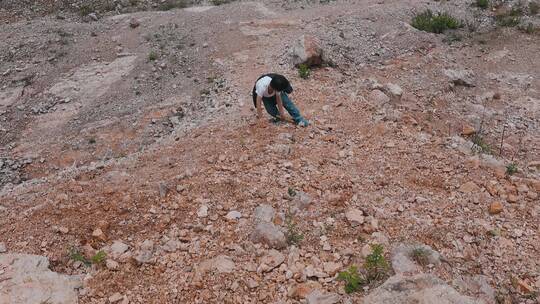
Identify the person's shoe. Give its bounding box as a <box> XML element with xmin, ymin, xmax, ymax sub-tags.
<box><xmin>297</xmin><ymin>118</ymin><xmax>310</xmax><ymax>127</ymax></box>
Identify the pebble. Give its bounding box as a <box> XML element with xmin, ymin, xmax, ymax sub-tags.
<box><xmin>106</xmin><ymin>259</ymin><xmax>119</xmax><ymax>271</ymax></box>
<box><xmin>489</xmin><ymin>201</ymin><xmax>503</xmax><ymax>215</ymax></box>
<box><xmin>225</xmin><ymin>210</ymin><xmax>242</xmax><ymax>220</ymax></box>
<box><xmin>0</xmin><ymin>242</ymin><xmax>6</xmax><ymax>253</ymax></box>
<box><xmin>197</xmin><ymin>205</ymin><xmax>209</xmax><ymax>218</ymax></box>
<box><xmin>345</xmin><ymin>208</ymin><xmax>364</xmax><ymax>226</ymax></box>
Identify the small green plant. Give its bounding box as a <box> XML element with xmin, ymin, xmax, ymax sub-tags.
<box><xmin>79</xmin><ymin>4</ymin><xmax>94</xmax><ymax>16</ymax></box>
<box><xmin>69</xmin><ymin>248</ymin><xmax>107</xmax><ymax>266</ymax></box>
<box><xmin>158</xmin><ymin>0</ymin><xmax>189</xmax><ymax>11</ymax></box>
<box><xmin>529</xmin><ymin>2</ymin><xmax>539</xmax><ymax>15</ymax></box>
<box><xmin>364</xmin><ymin>244</ymin><xmax>390</xmax><ymax>282</ymax></box>
<box><xmin>411</xmin><ymin>10</ymin><xmax>461</xmax><ymax>33</ymax></box>
<box><xmin>496</xmin><ymin>8</ymin><xmax>523</xmax><ymax>27</ymax></box>
<box><xmin>506</xmin><ymin>163</ymin><xmax>518</xmax><ymax>175</ymax></box>
<box><xmin>288</xmin><ymin>187</ymin><xmax>297</xmax><ymax>197</ymax></box>
<box><xmin>88</xmin><ymin>138</ymin><xmax>96</xmax><ymax>144</ymax></box>
<box><xmin>69</xmin><ymin>248</ymin><xmax>91</xmax><ymax>266</ymax></box>
<box><xmin>337</xmin><ymin>265</ymin><xmax>365</xmax><ymax>294</ymax></box>
<box><xmin>410</xmin><ymin>247</ymin><xmax>430</xmax><ymax>266</ymax></box>
<box><xmin>475</xmin><ymin>0</ymin><xmax>489</xmax><ymax>9</ymax></box>
<box><xmin>472</xmin><ymin>135</ymin><xmax>492</xmax><ymax>154</ymax></box>
<box><xmin>148</xmin><ymin>51</ymin><xmax>158</xmax><ymax>61</ymax></box>
<box><xmin>91</xmin><ymin>250</ymin><xmax>107</xmax><ymax>264</ymax></box>
<box><xmin>285</xmin><ymin>212</ymin><xmax>304</xmax><ymax>246</ymax></box>
<box><xmin>298</xmin><ymin>64</ymin><xmax>311</xmax><ymax>79</ymax></box>
<box><xmin>522</xmin><ymin>22</ymin><xmax>537</xmax><ymax>34</ymax></box>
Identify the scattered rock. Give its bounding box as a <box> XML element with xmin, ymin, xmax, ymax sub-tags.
<box><xmin>92</xmin><ymin>228</ymin><xmax>107</xmax><ymax>241</ymax></box>
<box><xmin>290</xmin><ymin>191</ymin><xmax>313</xmax><ymax>211</ymax></box>
<box><xmin>110</xmin><ymin>240</ymin><xmax>129</xmax><ymax>258</ymax></box>
<box><xmin>443</xmin><ymin>69</ymin><xmax>476</xmax><ymax>87</ymax></box>
<box><xmin>129</xmin><ymin>18</ymin><xmax>140</xmax><ymax>28</ymax></box>
<box><xmin>489</xmin><ymin>201</ymin><xmax>503</xmax><ymax>215</ymax></box>
<box><xmin>108</xmin><ymin>292</ymin><xmax>124</xmax><ymax>303</ymax></box>
<box><xmin>0</xmin><ymin>242</ymin><xmax>6</xmax><ymax>253</ymax></box>
<box><xmin>291</xmin><ymin>35</ymin><xmax>323</xmax><ymax>67</ymax></box>
<box><xmin>369</xmin><ymin>89</ymin><xmax>390</xmax><ymax>105</ymax></box>
<box><xmin>323</xmin><ymin>262</ymin><xmax>342</xmax><ymax>276</ymax></box>
<box><xmin>253</xmin><ymin>204</ymin><xmax>275</xmax><ymax>223</ymax></box>
<box><xmin>258</xmin><ymin>249</ymin><xmax>285</xmax><ymax>272</ymax></box>
<box><xmin>391</xmin><ymin>244</ymin><xmax>441</xmax><ymax>275</ymax></box>
<box><xmin>197</xmin><ymin>205</ymin><xmax>209</xmax><ymax>218</ymax></box>
<box><xmin>0</xmin><ymin>254</ymin><xmax>82</xmax><ymax>304</ymax></box>
<box><xmin>106</xmin><ymin>259</ymin><xmax>119</xmax><ymax>271</ymax></box>
<box><xmin>225</xmin><ymin>210</ymin><xmax>242</xmax><ymax>220</ymax></box>
<box><xmin>462</xmin><ymin>125</ymin><xmax>476</xmax><ymax>136</ymax></box>
<box><xmin>250</xmin><ymin>222</ymin><xmax>287</xmax><ymax>249</ymax></box>
<box><xmin>134</xmin><ymin>240</ymin><xmax>154</xmax><ymax>264</ymax></box>
<box><xmin>454</xmin><ymin>275</ymin><xmax>496</xmax><ymax>304</ymax></box>
<box><xmin>306</xmin><ymin>290</ymin><xmax>340</xmax><ymax>304</ymax></box>
<box><xmin>384</xmin><ymin>83</ymin><xmax>403</xmax><ymax>101</ymax></box>
<box><xmin>194</xmin><ymin>255</ymin><xmax>235</xmax><ymax>281</ymax></box>
<box><xmin>88</xmin><ymin>13</ymin><xmax>99</xmax><ymax>21</ymax></box>
<box><xmin>459</xmin><ymin>181</ymin><xmax>480</xmax><ymax>193</ymax></box>
<box><xmin>363</xmin><ymin>274</ymin><xmax>482</xmax><ymax>304</ymax></box>
<box><xmin>288</xmin><ymin>281</ymin><xmax>323</xmax><ymax>299</ymax></box>
<box><xmin>345</xmin><ymin>208</ymin><xmax>365</xmax><ymax>226</ymax></box>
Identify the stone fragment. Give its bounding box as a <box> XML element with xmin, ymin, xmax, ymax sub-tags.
<box><xmin>110</xmin><ymin>240</ymin><xmax>129</xmax><ymax>258</ymax></box>
<box><xmin>109</xmin><ymin>292</ymin><xmax>123</xmax><ymax>303</ymax></box>
<box><xmin>258</xmin><ymin>249</ymin><xmax>285</xmax><ymax>272</ymax></box>
<box><xmin>384</xmin><ymin>83</ymin><xmax>403</xmax><ymax>101</ymax></box>
<box><xmin>197</xmin><ymin>205</ymin><xmax>208</xmax><ymax>218</ymax></box>
<box><xmin>306</xmin><ymin>290</ymin><xmax>340</xmax><ymax>304</ymax></box>
<box><xmin>129</xmin><ymin>18</ymin><xmax>140</xmax><ymax>28</ymax></box>
<box><xmin>391</xmin><ymin>244</ymin><xmax>441</xmax><ymax>275</ymax></box>
<box><xmin>489</xmin><ymin>202</ymin><xmax>503</xmax><ymax>215</ymax></box>
<box><xmin>345</xmin><ymin>208</ymin><xmax>364</xmax><ymax>226</ymax></box>
<box><xmin>194</xmin><ymin>255</ymin><xmax>235</xmax><ymax>282</ymax></box>
<box><xmin>291</xmin><ymin>35</ymin><xmax>323</xmax><ymax>67</ymax></box>
<box><xmin>291</xmin><ymin>191</ymin><xmax>313</xmax><ymax>211</ymax></box>
<box><xmin>106</xmin><ymin>259</ymin><xmax>119</xmax><ymax>271</ymax></box>
<box><xmin>225</xmin><ymin>210</ymin><xmax>242</xmax><ymax>220</ymax></box>
<box><xmin>443</xmin><ymin>69</ymin><xmax>476</xmax><ymax>87</ymax></box>
<box><xmin>363</xmin><ymin>274</ymin><xmax>482</xmax><ymax>304</ymax></box>
<box><xmin>288</xmin><ymin>281</ymin><xmax>323</xmax><ymax>299</ymax></box>
<box><xmin>323</xmin><ymin>262</ymin><xmax>341</xmax><ymax>276</ymax></box>
<box><xmin>459</xmin><ymin>181</ymin><xmax>480</xmax><ymax>193</ymax></box>
<box><xmin>134</xmin><ymin>240</ymin><xmax>154</xmax><ymax>264</ymax></box>
<box><xmin>369</xmin><ymin>89</ymin><xmax>390</xmax><ymax>105</ymax></box>
<box><xmin>250</xmin><ymin>222</ymin><xmax>287</xmax><ymax>249</ymax></box>
<box><xmin>462</xmin><ymin>125</ymin><xmax>476</xmax><ymax>136</ymax></box>
<box><xmin>0</xmin><ymin>242</ymin><xmax>6</xmax><ymax>253</ymax></box>
<box><xmin>0</xmin><ymin>254</ymin><xmax>82</xmax><ymax>304</ymax></box>
<box><xmin>92</xmin><ymin>228</ymin><xmax>107</xmax><ymax>241</ymax></box>
<box><xmin>253</xmin><ymin>204</ymin><xmax>275</xmax><ymax>223</ymax></box>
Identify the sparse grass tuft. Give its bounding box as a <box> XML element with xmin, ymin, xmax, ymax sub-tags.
<box><xmin>410</xmin><ymin>247</ymin><xmax>430</xmax><ymax>266</ymax></box>
<box><xmin>285</xmin><ymin>212</ymin><xmax>304</xmax><ymax>246</ymax></box>
<box><xmin>79</xmin><ymin>4</ymin><xmax>94</xmax><ymax>16</ymax></box>
<box><xmin>496</xmin><ymin>8</ymin><xmax>523</xmax><ymax>27</ymax></box>
<box><xmin>506</xmin><ymin>163</ymin><xmax>518</xmax><ymax>175</ymax></box>
<box><xmin>148</xmin><ymin>51</ymin><xmax>158</xmax><ymax>61</ymax></box>
<box><xmin>475</xmin><ymin>0</ymin><xmax>489</xmax><ymax>9</ymax></box>
<box><xmin>411</xmin><ymin>10</ymin><xmax>461</xmax><ymax>33</ymax></box>
<box><xmin>298</xmin><ymin>64</ymin><xmax>311</xmax><ymax>79</ymax></box>
<box><xmin>288</xmin><ymin>187</ymin><xmax>297</xmax><ymax>197</ymax></box>
<box><xmin>338</xmin><ymin>265</ymin><xmax>365</xmax><ymax>294</ymax></box>
<box><xmin>472</xmin><ymin>135</ymin><xmax>492</xmax><ymax>154</ymax></box>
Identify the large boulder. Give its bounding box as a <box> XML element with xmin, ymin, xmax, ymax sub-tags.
<box><xmin>363</xmin><ymin>274</ymin><xmax>482</xmax><ymax>304</ymax></box>
<box><xmin>0</xmin><ymin>254</ymin><xmax>82</xmax><ymax>304</ymax></box>
<box><xmin>291</xmin><ymin>35</ymin><xmax>323</xmax><ymax>67</ymax></box>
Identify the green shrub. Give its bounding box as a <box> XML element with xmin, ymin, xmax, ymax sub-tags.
<box><xmin>148</xmin><ymin>51</ymin><xmax>158</xmax><ymax>61</ymax></box>
<box><xmin>472</xmin><ymin>135</ymin><xmax>491</xmax><ymax>154</ymax></box>
<box><xmin>91</xmin><ymin>251</ymin><xmax>107</xmax><ymax>264</ymax></box>
<box><xmin>69</xmin><ymin>248</ymin><xmax>107</xmax><ymax>266</ymax></box>
<box><xmin>338</xmin><ymin>266</ymin><xmax>365</xmax><ymax>293</ymax></box>
<box><xmin>364</xmin><ymin>244</ymin><xmax>390</xmax><ymax>282</ymax></box>
<box><xmin>285</xmin><ymin>212</ymin><xmax>304</xmax><ymax>246</ymax></box>
<box><xmin>476</xmin><ymin>0</ymin><xmax>489</xmax><ymax>9</ymax></box>
<box><xmin>506</xmin><ymin>163</ymin><xmax>518</xmax><ymax>175</ymax></box>
<box><xmin>411</xmin><ymin>10</ymin><xmax>461</xmax><ymax>33</ymax></box>
<box><xmin>298</xmin><ymin>64</ymin><xmax>311</xmax><ymax>79</ymax></box>
<box><xmin>496</xmin><ymin>7</ymin><xmax>523</xmax><ymax>27</ymax></box>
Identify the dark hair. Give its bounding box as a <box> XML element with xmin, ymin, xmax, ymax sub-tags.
<box><xmin>270</xmin><ymin>74</ymin><xmax>290</xmax><ymax>92</ymax></box>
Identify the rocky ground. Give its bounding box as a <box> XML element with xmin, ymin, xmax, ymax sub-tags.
<box><xmin>0</xmin><ymin>0</ymin><xmax>539</xmax><ymax>303</ymax></box>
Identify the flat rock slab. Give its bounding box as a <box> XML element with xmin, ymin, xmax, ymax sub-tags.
<box><xmin>0</xmin><ymin>254</ymin><xmax>82</xmax><ymax>304</ymax></box>
<box><xmin>363</xmin><ymin>274</ymin><xmax>482</xmax><ymax>304</ymax></box>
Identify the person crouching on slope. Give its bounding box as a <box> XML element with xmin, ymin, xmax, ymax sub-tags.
<box><xmin>252</xmin><ymin>73</ymin><xmax>309</xmax><ymax>127</ymax></box>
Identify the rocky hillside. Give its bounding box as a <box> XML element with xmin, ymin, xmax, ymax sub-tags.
<box><xmin>0</xmin><ymin>0</ymin><xmax>539</xmax><ymax>303</ymax></box>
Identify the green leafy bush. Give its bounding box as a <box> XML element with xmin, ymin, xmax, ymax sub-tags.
<box><xmin>298</xmin><ymin>64</ymin><xmax>311</xmax><ymax>79</ymax></box>
<box><xmin>476</xmin><ymin>0</ymin><xmax>489</xmax><ymax>9</ymax></box>
<box><xmin>411</xmin><ymin>10</ymin><xmax>461</xmax><ymax>33</ymax></box>
<box><xmin>364</xmin><ymin>244</ymin><xmax>390</xmax><ymax>282</ymax></box>
<box><xmin>338</xmin><ymin>266</ymin><xmax>365</xmax><ymax>293</ymax></box>
<box><xmin>506</xmin><ymin>163</ymin><xmax>518</xmax><ymax>175</ymax></box>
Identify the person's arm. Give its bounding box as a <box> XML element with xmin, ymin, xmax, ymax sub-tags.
<box><xmin>256</xmin><ymin>95</ymin><xmax>263</xmax><ymax>120</ymax></box>
<box><xmin>276</xmin><ymin>93</ymin><xmax>286</xmax><ymax>119</ymax></box>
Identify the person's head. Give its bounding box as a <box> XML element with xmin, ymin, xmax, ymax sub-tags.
<box><xmin>269</xmin><ymin>75</ymin><xmax>289</xmax><ymax>92</ymax></box>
